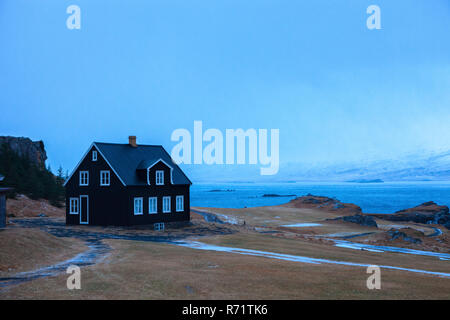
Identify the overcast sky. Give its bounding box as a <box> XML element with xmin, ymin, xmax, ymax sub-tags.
<box><xmin>1</xmin><ymin>0</ymin><xmax>449</xmax><ymax>178</ymax></box>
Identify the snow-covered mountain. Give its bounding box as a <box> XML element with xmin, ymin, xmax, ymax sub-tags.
<box><xmin>280</xmin><ymin>150</ymin><xmax>450</xmax><ymax>182</ymax></box>
<box><xmin>183</xmin><ymin>149</ymin><xmax>450</xmax><ymax>183</ymax></box>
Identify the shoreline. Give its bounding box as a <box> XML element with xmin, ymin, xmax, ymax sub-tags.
<box><xmin>191</xmin><ymin>181</ymin><xmax>450</xmax><ymax>214</ymax></box>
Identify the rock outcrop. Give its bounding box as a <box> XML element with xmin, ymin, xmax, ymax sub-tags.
<box><xmin>368</xmin><ymin>201</ymin><xmax>450</xmax><ymax>228</ymax></box>
<box><xmin>342</xmin><ymin>214</ymin><xmax>378</xmax><ymax>227</ymax></box>
<box><xmin>286</xmin><ymin>194</ymin><xmax>363</xmax><ymax>215</ymax></box>
<box><xmin>0</xmin><ymin>136</ymin><xmax>47</xmax><ymax>168</ymax></box>
<box><xmin>387</xmin><ymin>228</ymin><xmax>423</xmax><ymax>244</ymax></box>
<box><xmin>327</xmin><ymin>214</ymin><xmax>378</xmax><ymax>227</ymax></box>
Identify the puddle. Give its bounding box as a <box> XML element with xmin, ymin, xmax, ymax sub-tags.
<box><xmin>281</xmin><ymin>223</ymin><xmax>322</xmax><ymax>227</ymax></box>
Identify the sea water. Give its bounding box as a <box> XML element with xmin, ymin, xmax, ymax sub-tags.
<box><xmin>190</xmin><ymin>181</ymin><xmax>450</xmax><ymax>214</ymax></box>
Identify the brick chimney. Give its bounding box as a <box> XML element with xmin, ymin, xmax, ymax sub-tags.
<box><xmin>129</xmin><ymin>136</ymin><xmax>137</xmax><ymax>147</ymax></box>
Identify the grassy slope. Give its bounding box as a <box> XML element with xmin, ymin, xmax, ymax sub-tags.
<box><xmin>0</xmin><ymin>228</ymin><xmax>86</xmax><ymax>276</ymax></box>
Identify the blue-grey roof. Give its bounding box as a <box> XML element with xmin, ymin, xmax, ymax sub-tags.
<box><xmin>94</xmin><ymin>142</ymin><xmax>191</xmax><ymax>186</ymax></box>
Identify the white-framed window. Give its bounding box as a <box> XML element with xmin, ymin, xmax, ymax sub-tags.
<box><xmin>176</xmin><ymin>195</ymin><xmax>184</xmax><ymax>212</ymax></box>
<box><xmin>148</xmin><ymin>197</ymin><xmax>157</xmax><ymax>214</ymax></box>
<box><xmin>79</xmin><ymin>171</ymin><xmax>89</xmax><ymax>186</ymax></box>
<box><xmin>154</xmin><ymin>222</ymin><xmax>164</xmax><ymax>231</ymax></box>
<box><xmin>134</xmin><ymin>197</ymin><xmax>143</xmax><ymax>215</ymax></box>
<box><xmin>100</xmin><ymin>170</ymin><xmax>110</xmax><ymax>186</ymax></box>
<box><xmin>163</xmin><ymin>196</ymin><xmax>171</xmax><ymax>213</ymax></box>
<box><xmin>92</xmin><ymin>150</ymin><xmax>98</xmax><ymax>161</ymax></box>
<box><xmin>69</xmin><ymin>198</ymin><xmax>79</xmax><ymax>214</ymax></box>
<box><xmin>156</xmin><ymin>170</ymin><xmax>164</xmax><ymax>185</ymax></box>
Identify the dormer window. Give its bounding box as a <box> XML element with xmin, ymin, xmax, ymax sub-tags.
<box><xmin>156</xmin><ymin>170</ymin><xmax>164</xmax><ymax>185</ymax></box>
<box><xmin>92</xmin><ymin>151</ymin><xmax>98</xmax><ymax>161</ymax></box>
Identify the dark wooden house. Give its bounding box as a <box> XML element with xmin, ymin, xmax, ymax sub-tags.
<box><xmin>64</xmin><ymin>137</ymin><xmax>192</xmax><ymax>228</ymax></box>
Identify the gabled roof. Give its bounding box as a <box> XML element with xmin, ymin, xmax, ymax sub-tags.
<box><xmin>96</xmin><ymin>142</ymin><xmax>191</xmax><ymax>186</ymax></box>
<box><xmin>65</xmin><ymin>142</ymin><xmax>192</xmax><ymax>186</ymax></box>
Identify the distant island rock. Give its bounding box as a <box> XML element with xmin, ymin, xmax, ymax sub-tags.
<box><xmin>208</xmin><ymin>189</ymin><xmax>235</xmax><ymax>192</ymax></box>
<box><xmin>262</xmin><ymin>194</ymin><xmax>296</xmax><ymax>198</ymax></box>
<box><xmin>346</xmin><ymin>179</ymin><xmax>384</xmax><ymax>183</ymax></box>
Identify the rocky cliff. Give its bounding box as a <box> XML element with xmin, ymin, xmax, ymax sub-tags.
<box><xmin>0</xmin><ymin>136</ymin><xmax>47</xmax><ymax>168</ymax></box>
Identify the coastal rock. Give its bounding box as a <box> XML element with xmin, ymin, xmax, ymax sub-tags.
<box><xmin>328</xmin><ymin>214</ymin><xmax>378</xmax><ymax>228</ymax></box>
<box><xmin>369</xmin><ymin>201</ymin><xmax>450</xmax><ymax>226</ymax></box>
<box><xmin>342</xmin><ymin>214</ymin><xmax>378</xmax><ymax>227</ymax></box>
<box><xmin>0</xmin><ymin>136</ymin><xmax>47</xmax><ymax>168</ymax></box>
<box><xmin>287</xmin><ymin>195</ymin><xmax>362</xmax><ymax>215</ymax></box>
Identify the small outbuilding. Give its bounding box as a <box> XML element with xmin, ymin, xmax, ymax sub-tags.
<box><xmin>0</xmin><ymin>177</ymin><xmax>13</xmax><ymax>228</ymax></box>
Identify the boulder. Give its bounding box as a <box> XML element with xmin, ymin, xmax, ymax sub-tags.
<box><xmin>388</xmin><ymin>229</ymin><xmax>422</xmax><ymax>244</ymax></box>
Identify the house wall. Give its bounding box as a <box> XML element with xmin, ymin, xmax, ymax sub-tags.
<box><xmin>65</xmin><ymin>145</ymin><xmax>127</xmax><ymax>226</ymax></box>
<box><xmin>126</xmin><ymin>184</ymin><xmax>190</xmax><ymax>226</ymax></box>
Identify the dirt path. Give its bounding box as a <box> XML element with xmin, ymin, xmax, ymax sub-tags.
<box><xmin>191</xmin><ymin>209</ymin><xmax>225</xmax><ymax>224</ymax></box>
<box><xmin>0</xmin><ymin>239</ymin><xmax>109</xmax><ymax>289</ymax></box>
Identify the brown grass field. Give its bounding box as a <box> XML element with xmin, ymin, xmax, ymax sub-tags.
<box><xmin>0</xmin><ymin>200</ymin><xmax>449</xmax><ymax>299</ymax></box>
<box><xmin>2</xmin><ymin>235</ymin><xmax>449</xmax><ymax>300</ymax></box>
